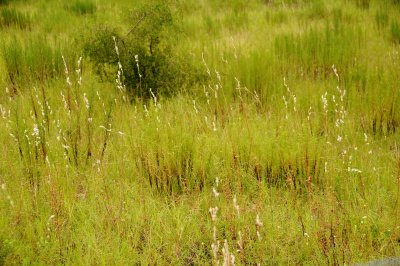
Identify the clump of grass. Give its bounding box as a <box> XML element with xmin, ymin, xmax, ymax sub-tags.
<box><xmin>274</xmin><ymin>21</ymin><xmax>364</xmax><ymax>78</ymax></box>
<box><xmin>203</xmin><ymin>15</ymin><xmax>221</xmax><ymax>35</ymax></box>
<box><xmin>223</xmin><ymin>8</ymin><xmax>249</xmax><ymax>31</ymax></box>
<box><xmin>222</xmin><ymin>0</ymin><xmax>250</xmax><ymax>31</ymax></box>
<box><xmin>265</xmin><ymin>9</ymin><xmax>288</xmax><ymax>24</ymax></box>
<box><xmin>0</xmin><ymin>7</ymin><xmax>31</xmax><ymax>29</ymax></box>
<box><xmin>370</xmin><ymin>98</ymin><xmax>400</xmax><ymax>136</ymax></box>
<box><xmin>390</xmin><ymin>20</ymin><xmax>400</xmax><ymax>44</ymax></box>
<box><xmin>353</xmin><ymin>0</ymin><xmax>370</xmax><ymax>9</ymax></box>
<box><xmin>391</xmin><ymin>0</ymin><xmax>400</xmax><ymax>5</ymax></box>
<box><xmin>375</xmin><ymin>10</ymin><xmax>389</xmax><ymax>31</ymax></box>
<box><xmin>0</xmin><ymin>0</ymin><xmax>27</xmax><ymax>5</ymax></box>
<box><xmin>2</xmin><ymin>36</ymin><xmax>73</xmax><ymax>87</ymax></box>
<box><xmin>304</xmin><ymin>0</ymin><xmax>327</xmax><ymax>20</ymax></box>
<box><xmin>66</xmin><ymin>0</ymin><xmax>96</xmax><ymax>15</ymax></box>
<box><xmin>0</xmin><ymin>238</ymin><xmax>12</xmax><ymax>265</ymax></box>
<box><xmin>263</xmin><ymin>0</ymin><xmax>301</xmax><ymax>6</ymax></box>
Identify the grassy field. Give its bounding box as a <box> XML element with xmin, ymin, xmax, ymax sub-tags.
<box><xmin>0</xmin><ymin>0</ymin><xmax>400</xmax><ymax>265</ymax></box>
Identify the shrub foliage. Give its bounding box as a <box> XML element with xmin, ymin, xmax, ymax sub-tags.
<box><xmin>84</xmin><ymin>1</ymin><xmax>195</xmax><ymax>98</ymax></box>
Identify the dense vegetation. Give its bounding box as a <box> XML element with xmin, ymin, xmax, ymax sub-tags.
<box><xmin>0</xmin><ymin>0</ymin><xmax>399</xmax><ymax>264</ymax></box>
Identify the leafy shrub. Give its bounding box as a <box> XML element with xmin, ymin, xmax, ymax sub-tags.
<box><xmin>84</xmin><ymin>1</ymin><xmax>199</xmax><ymax>98</ymax></box>
<box><xmin>66</xmin><ymin>0</ymin><xmax>96</xmax><ymax>15</ymax></box>
<box><xmin>0</xmin><ymin>7</ymin><xmax>31</xmax><ymax>29</ymax></box>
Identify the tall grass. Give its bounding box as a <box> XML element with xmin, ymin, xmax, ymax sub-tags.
<box><xmin>375</xmin><ymin>10</ymin><xmax>389</xmax><ymax>31</ymax></box>
<box><xmin>353</xmin><ymin>0</ymin><xmax>370</xmax><ymax>9</ymax></box>
<box><xmin>274</xmin><ymin>21</ymin><xmax>364</xmax><ymax>78</ymax></box>
<box><xmin>66</xmin><ymin>0</ymin><xmax>96</xmax><ymax>15</ymax></box>
<box><xmin>2</xmin><ymin>36</ymin><xmax>76</xmax><ymax>88</ymax></box>
<box><xmin>0</xmin><ymin>7</ymin><xmax>31</xmax><ymax>29</ymax></box>
<box><xmin>391</xmin><ymin>20</ymin><xmax>400</xmax><ymax>44</ymax></box>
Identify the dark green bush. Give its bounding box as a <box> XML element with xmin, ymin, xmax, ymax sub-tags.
<box><xmin>84</xmin><ymin>1</ymin><xmax>198</xmax><ymax>98</ymax></box>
